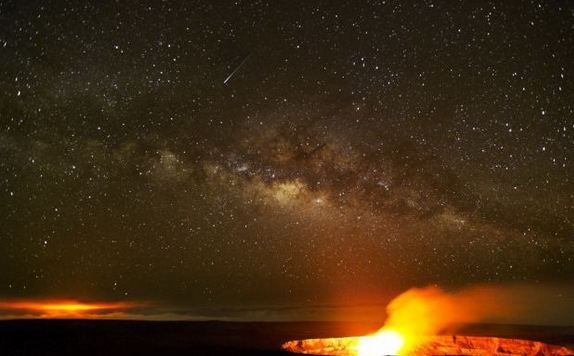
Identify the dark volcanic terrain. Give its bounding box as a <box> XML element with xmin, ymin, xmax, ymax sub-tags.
<box><xmin>0</xmin><ymin>320</ymin><xmax>573</xmax><ymax>356</ymax></box>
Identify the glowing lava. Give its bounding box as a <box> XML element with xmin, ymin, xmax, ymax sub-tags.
<box><xmin>282</xmin><ymin>335</ymin><xmax>574</xmax><ymax>355</ymax></box>
<box><xmin>282</xmin><ymin>286</ymin><xmax>574</xmax><ymax>355</ymax></box>
<box><xmin>0</xmin><ymin>300</ymin><xmax>137</xmax><ymax>319</ymax></box>
<box><xmin>355</xmin><ymin>329</ymin><xmax>405</xmax><ymax>356</ymax></box>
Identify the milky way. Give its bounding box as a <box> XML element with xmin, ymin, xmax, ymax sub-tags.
<box><xmin>0</xmin><ymin>1</ymin><xmax>573</xmax><ymax>320</ymax></box>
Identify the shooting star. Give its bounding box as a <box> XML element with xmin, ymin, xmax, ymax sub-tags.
<box><xmin>224</xmin><ymin>54</ymin><xmax>251</xmax><ymax>85</ymax></box>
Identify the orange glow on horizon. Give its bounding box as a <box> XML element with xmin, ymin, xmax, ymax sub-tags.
<box><xmin>0</xmin><ymin>300</ymin><xmax>139</xmax><ymax>319</ymax></box>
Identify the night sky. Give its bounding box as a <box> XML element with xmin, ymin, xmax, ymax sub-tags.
<box><xmin>1</xmin><ymin>1</ymin><xmax>573</xmax><ymax>321</ymax></box>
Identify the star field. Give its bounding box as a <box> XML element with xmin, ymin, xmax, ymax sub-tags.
<box><xmin>0</xmin><ymin>0</ymin><xmax>573</xmax><ymax>318</ymax></box>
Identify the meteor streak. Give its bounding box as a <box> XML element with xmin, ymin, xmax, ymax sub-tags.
<box><xmin>223</xmin><ymin>54</ymin><xmax>251</xmax><ymax>85</ymax></box>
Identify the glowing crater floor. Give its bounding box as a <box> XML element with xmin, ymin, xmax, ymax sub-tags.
<box><xmin>282</xmin><ymin>335</ymin><xmax>574</xmax><ymax>356</ymax></box>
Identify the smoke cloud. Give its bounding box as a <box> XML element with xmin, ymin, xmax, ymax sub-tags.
<box><xmin>383</xmin><ymin>285</ymin><xmax>515</xmax><ymax>336</ymax></box>
<box><xmin>377</xmin><ymin>283</ymin><xmax>574</xmax><ymax>352</ymax></box>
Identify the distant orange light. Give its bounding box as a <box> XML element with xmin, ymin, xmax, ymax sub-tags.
<box><xmin>0</xmin><ymin>300</ymin><xmax>138</xmax><ymax>319</ymax></box>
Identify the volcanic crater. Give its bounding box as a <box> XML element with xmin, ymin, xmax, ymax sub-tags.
<box><xmin>282</xmin><ymin>335</ymin><xmax>574</xmax><ymax>356</ymax></box>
